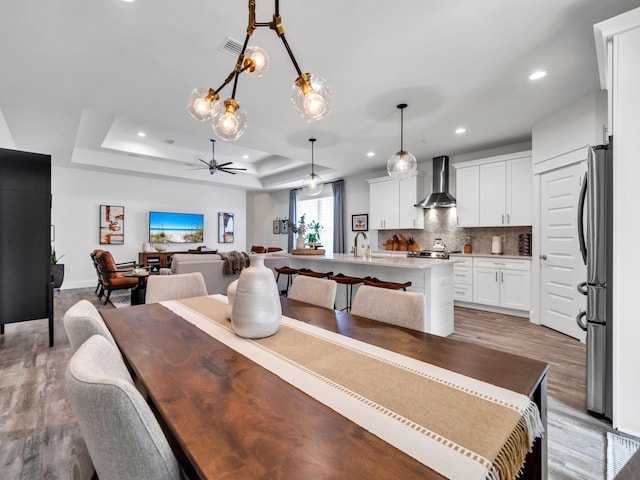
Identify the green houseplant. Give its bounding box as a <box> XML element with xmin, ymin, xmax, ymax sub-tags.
<box><xmin>51</xmin><ymin>247</ymin><xmax>65</xmax><ymax>289</ymax></box>
<box><xmin>306</xmin><ymin>220</ymin><xmax>322</xmax><ymax>246</ymax></box>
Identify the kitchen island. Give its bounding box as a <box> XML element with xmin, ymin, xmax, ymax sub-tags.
<box><xmin>286</xmin><ymin>253</ymin><xmax>456</xmax><ymax>336</ymax></box>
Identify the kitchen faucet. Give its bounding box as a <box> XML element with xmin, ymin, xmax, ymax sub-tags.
<box><xmin>353</xmin><ymin>231</ymin><xmax>368</xmax><ymax>257</ymax></box>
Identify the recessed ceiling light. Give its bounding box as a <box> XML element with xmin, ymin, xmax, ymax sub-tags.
<box><xmin>455</xmin><ymin>127</ymin><xmax>466</xmax><ymax>135</ymax></box>
<box><xmin>242</xmin><ymin>154</ymin><xmax>249</xmax><ymax>159</ymax></box>
<box><xmin>136</xmin><ymin>131</ymin><xmax>146</xmax><ymax>137</ymax></box>
<box><xmin>366</xmin><ymin>151</ymin><xmax>375</xmax><ymax>157</ymax></box>
<box><xmin>529</xmin><ymin>70</ymin><xmax>547</xmax><ymax>80</ymax></box>
<box><xmin>122</xmin><ymin>0</ymin><xmax>135</xmax><ymax>3</ymax></box>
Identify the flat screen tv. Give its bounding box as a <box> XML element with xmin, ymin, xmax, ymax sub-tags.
<box><xmin>149</xmin><ymin>211</ymin><xmax>204</xmax><ymax>243</ymax></box>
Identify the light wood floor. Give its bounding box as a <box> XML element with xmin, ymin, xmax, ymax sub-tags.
<box><xmin>0</xmin><ymin>289</ymin><xmax>620</xmax><ymax>479</ymax></box>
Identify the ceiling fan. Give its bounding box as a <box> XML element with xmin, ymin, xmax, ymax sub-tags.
<box><xmin>190</xmin><ymin>139</ymin><xmax>247</xmax><ymax>175</ymax></box>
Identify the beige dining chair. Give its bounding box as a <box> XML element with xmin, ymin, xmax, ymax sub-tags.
<box><xmin>145</xmin><ymin>271</ymin><xmax>208</xmax><ymax>303</ymax></box>
<box><xmin>65</xmin><ymin>335</ymin><xmax>180</xmax><ymax>480</ymax></box>
<box><xmin>351</xmin><ymin>285</ymin><xmax>425</xmax><ymax>331</ymax></box>
<box><xmin>63</xmin><ymin>299</ymin><xmax>119</xmax><ymax>354</ymax></box>
<box><xmin>288</xmin><ymin>275</ymin><xmax>337</xmax><ymax>310</ymax></box>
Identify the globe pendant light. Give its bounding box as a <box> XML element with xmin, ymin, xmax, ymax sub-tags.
<box><xmin>302</xmin><ymin>138</ymin><xmax>323</xmax><ymax>196</ymax></box>
<box><xmin>210</xmin><ymin>98</ymin><xmax>248</xmax><ymax>142</ymax></box>
<box><xmin>387</xmin><ymin>103</ymin><xmax>417</xmax><ymax>179</ymax></box>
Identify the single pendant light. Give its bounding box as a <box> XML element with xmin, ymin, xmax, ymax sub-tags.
<box><xmin>387</xmin><ymin>103</ymin><xmax>417</xmax><ymax>178</ymax></box>
<box><xmin>302</xmin><ymin>138</ymin><xmax>323</xmax><ymax>196</ymax></box>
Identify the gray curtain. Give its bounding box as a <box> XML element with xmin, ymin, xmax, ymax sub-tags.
<box><xmin>288</xmin><ymin>189</ymin><xmax>297</xmax><ymax>252</ymax></box>
<box><xmin>332</xmin><ymin>180</ymin><xmax>345</xmax><ymax>253</ymax></box>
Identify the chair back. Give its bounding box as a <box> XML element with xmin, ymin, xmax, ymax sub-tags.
<box><xmin>63</xmin><ymin>300</ymin><xmax>118</xmax><ymax>354</ymax></box>
<box><xmin>145</xmin><ymin>272</ymin><xmax>208</xmax><ymax>303</ymax></box>
<box><xmin>288</xmin><ymin>275</ymin><xmax>337</xmax><ymax>309</ymax></box>
<box><xmin>65</xmin><ymin>335</ymin><xmax>179</xmax><ymax>480</ymax></box>
<box><xmin>96</xmin><ymin>250</ymin><xmax>119</xmax><ymax>278</ymax></box>
<box><xmin>351</xmin><ymin>285</ymin><xmax>425</xmax><ymax>331</ymax></box>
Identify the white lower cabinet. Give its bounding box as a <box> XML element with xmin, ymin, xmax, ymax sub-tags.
<box><xmin>451</xmin><ymin>255</ymin><xmax>473</xmax><ymax>302</ymax></box>
<box><xmin>472</xmin><ymin>257</ymin><xmax>530</xmax><ymax>311</ymax></box>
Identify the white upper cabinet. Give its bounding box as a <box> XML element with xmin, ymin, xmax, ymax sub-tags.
<box><xmin>368</xmin><ymin>173</ymin><xmax>424</xmax><ymax>230</ymax></box>
<box><xmin>505</xmin><ymin>157</ymin><xmax>533</xmax><ymax>226</ymax></box>
<box><xmin>454</xmin><ymin>151</ymin><xmax>532</xmax><ymax>227</ymax></box>
<box><xmin>455</xmin><ymin>165</ymin><xmax>480</xmax><ymax>227</ymax></box>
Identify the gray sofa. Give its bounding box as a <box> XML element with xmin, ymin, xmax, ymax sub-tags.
<box><xmin>168</xmin><ymin>253</ymin><xmax>290</xmax><ymax>295</ymax></box>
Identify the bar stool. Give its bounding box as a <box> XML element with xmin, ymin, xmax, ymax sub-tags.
<box><xmin>297</xmin><ymin>268</ymin><xmax>333</xmax><ymax>279</ymax></box>
<box><xmin>363</xmin><ymin>277</ymin><xmax>412</xmax><ymax>291</ymax></box>
<box><xmin>329</xmin><ymin>273</ymin><xmax>364</xmax><ymax>312</ymax></box>
<box><xmin>274</xmin><ymin>266</ymin><xmax>298</xmax><ymax>296</ymax></box>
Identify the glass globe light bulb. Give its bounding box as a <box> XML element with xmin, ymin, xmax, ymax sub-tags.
<box><xmin>188</xmin><ymin>87</ymin><xmax>217</xmax><ymax>121</ymax></box>
<box><xmin>387</xmin><ymin>150</ymin><xmax>417</xmax><ymax>179</ymax></box>
<box><xmin>292</xmin><ymin>73</ymin><xmax>331</xmax><ymax>122</ymax></box>
<box><xmin>303</xmin><ymin>173</ymin><xmax>323</xmax><ymax>196</ymax></box>
<box><xmin>210</xmin><ymin>99</ymin><xmax>248</xmax><ymax>142</ymax></box>
<box><xmin>244</xmin><ymin>46</ymin><xmax>269</xmax><ymax>78</ymax></box>
<box><xmin>303</xmin><ymin>92</ymin><xmax>326</xmax><ymax>119</ymax></box>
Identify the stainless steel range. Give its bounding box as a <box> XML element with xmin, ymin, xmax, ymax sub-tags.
<box><xmin>407</xmin><ymin>250</ymin><xmax>450</xmax><ymax>259</ymax></box>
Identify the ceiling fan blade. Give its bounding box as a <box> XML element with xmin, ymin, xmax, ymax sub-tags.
<box><xmin>198</xmin><ymin>158</ymin><xmax>211</xmax><ymax>167</ymax></box>
<box><xmin>220</xmin><ymin>167</ymin><xmax>247</xmax><ymax>171</ymax></box>
<box><xmin>219</xmin><ymin>169</ymin><xmax>237</xmax><ymax>175</ymax></box>
<box><xmin>217</xmin><ymin>161</ymin><xmax>233</xmax><ymax>168</ymax></box>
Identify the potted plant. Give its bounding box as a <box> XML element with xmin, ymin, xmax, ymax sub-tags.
<box><xmin>51</xmin><ymin>247</ymin><xmax>65</xmax><ymax>289</ymax></box>
<box><xmin>288</xmin><ymin>215</ymin><xmax>307</xmax><ymax>250</ymax></box>
<box><xmin>306</xmin><ymin>220</ymin><xmax>322</xmax><ymax>248</ymax></box>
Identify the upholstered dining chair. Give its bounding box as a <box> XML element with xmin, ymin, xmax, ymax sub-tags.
<box><xmin>63</xmin><ymin>300</ymin><xmax>118</xmax><ymax>354</ymax></box>
<box><xmin>145</xmin><ymin>272</ymin><xmax>208</xmax><ymax>304</ymax></box>
<box><xmin>351</xmin><ymin>285</ymin><xmax>425</xmax><ymax>331</ymax></box>
<box><xmin>65</xmin><ymin>335</ymin><xmax>180</xmax><ymax>480</ymax></box>
<box><xmin>288</xmin><ymin>275</ymin><xmax>337</xmax><ymax>310</ymax></box>
<box><xmin>95</xmin><ymin>250</ymin><xmax>139</xmax><ymax>305</ymax></box>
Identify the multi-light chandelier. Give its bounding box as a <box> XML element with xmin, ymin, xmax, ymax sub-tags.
<box><xmin>188</xmin><ymin>0</ymin><xmax>332</xmax><ymax>141</ymax></box>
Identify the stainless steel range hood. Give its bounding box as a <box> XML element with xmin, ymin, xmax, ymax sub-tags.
<box><xmin>415</xmin><ymin>155</ymin><xmax>456</xmax><ymax>208</ymax></box>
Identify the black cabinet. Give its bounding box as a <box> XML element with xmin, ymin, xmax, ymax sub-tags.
<box><xmin>0</xmin><ymin>148</ymin><xmax>53</xmax><ymax>346</ymax></box>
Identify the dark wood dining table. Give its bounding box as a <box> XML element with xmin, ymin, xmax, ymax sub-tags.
<box><xmin>101</xmin><ymin>296</ymin><xmax>548</xmax><ymax>479</ymax></box>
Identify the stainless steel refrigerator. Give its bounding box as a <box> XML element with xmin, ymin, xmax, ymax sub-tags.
<box><xmin>576</xmin><ymin>139</ymin><xmax>613</xmax><ymax>420</ymax></box>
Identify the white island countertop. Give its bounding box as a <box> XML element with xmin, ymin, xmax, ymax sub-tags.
<box><xmin>283</xmin><ymin>252</ymin><xmax>456</xmax><ymax>269</ymax></box>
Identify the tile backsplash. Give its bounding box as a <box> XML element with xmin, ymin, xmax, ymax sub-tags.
<box><xmin>376</xmin><ymin>208</ymin><xmax>533</xmax><ymax>256</ymax></box>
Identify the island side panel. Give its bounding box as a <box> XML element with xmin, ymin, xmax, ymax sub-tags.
<box><xmin>287</xmin><ymin>256</ymin><xmax>454</xmax><ymax>336</ymax></box>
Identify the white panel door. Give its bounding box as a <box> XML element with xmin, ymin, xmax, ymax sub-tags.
<box><xmin>539</xmin><ymin>161</ymin><xmax>587</xmax><ymax>341</ymax></box>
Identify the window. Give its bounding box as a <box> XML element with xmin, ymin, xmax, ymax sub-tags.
<box><xmin>296</xmin><ymin>191</ymin><xmax>334</xmax><ymax>253</ymax></box>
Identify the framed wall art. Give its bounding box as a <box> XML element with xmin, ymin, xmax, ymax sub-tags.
<box><xmin>100</xmin><ymin>205</ymin><xmax>124</xmax><ymax>245</ymax></box>
<box><xmin>273</xmin><ymin>219</ymin><xmax>280</xmax><ymax>234</ymax></box>
<box><xmin>280</xmin><ymin>218</ymin><xmax>288</xmax><ymax>234</ymax></box>
<box><xmin>352</xmin><ymin>213</ymin><xmax>368</xmax><ymax>232</ymax></box>
<box><xmin>218</xmin><ymin>212</ymin><xmax>234</xmax><ymax>243</ymax></box>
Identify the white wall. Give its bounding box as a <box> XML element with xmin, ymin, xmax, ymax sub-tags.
<box><xmin>246</xmin><ymin>175</ymin><xmax>377</xmax><ymax>253</ymax></box>
<box><xmin>52</xmin><ymin>166</ymin><xmax>246</xmax><ymax>289</ymax></box>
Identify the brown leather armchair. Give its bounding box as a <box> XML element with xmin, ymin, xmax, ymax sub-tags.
<box><xmin>94</xmin><ymin>250</ymin><xmax>138</xmax><ymax>304</ymax></box>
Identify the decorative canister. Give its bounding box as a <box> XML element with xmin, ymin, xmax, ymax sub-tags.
<box><xmin>225</xmin><ymin>279</ymin><xmax>238</xmax><ymax>320</ymax></box>
<box><xmin>463</xmin><ymin>236</ymin><xmax>473</xmax><ymax>254</ymax></box>
<box><xmin>231</xmin><ymin>254</ymin><xmax>282</xmax><ymax>338</ymax></box>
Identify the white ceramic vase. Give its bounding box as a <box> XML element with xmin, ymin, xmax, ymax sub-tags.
<box><xmin>226</xmin><ymin>279</ymin><xmax>238</xmax><ymax>320</ymax></box>
<box><xmin>296</xmin><ymin>234</ymin><xmax>305</xmax><ymax>250</ymax></box>
<box><xmin>231</xmin><ymin>254</ymin><xmax>282</xmax><ymax>338</ymax></box>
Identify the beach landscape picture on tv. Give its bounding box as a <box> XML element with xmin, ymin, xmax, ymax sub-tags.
<box><xmin>149</xmin><ymin>211</ymin><xmax>204</xmax><ymax>243</ymax></box>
